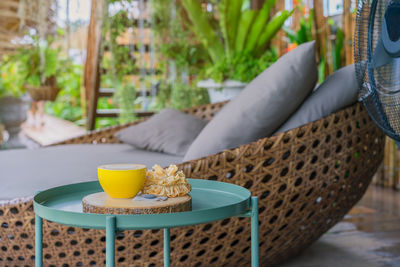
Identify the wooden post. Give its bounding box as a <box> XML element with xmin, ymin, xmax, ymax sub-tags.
<box><xmin>85</xmin><ymin>0</ymin><xmax>105</xmax><ymax>130</ymax></box>
<box><xmin>313</xmin><ymin>0</ymin><xmax>328</xmax><ymax>77</ymax></box>
<box><xmin>291</xmin><ymin>1</ymin><xmax>302</xmax><ymax>32</ymax></box>
<box><xmin>326</xmin><ymin>21</ymin><xmax>333</xmax><ymax>75</ymax></box>
<box><xmin>342</xmin><ymin>0</ymin><xmax>354</xmax><ymax>65</ymax></box>
<box><xmin>250</xmin><ymin>0</ymin><xmax>265</xmax><ymax>10</ymax></box>
<box><xmin>270</xmin><ymin>0</ymin><xmax>286</xmax><ymax>56</ymax></box>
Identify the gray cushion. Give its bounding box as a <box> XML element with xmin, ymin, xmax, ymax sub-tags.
<box><xmin>0</xmin><ymin>144</ymin><xmax>182</xmax><ymax>200</ymax></box>
<box><xmin>183</xmin><ymin>41</ymin><xmax>317</xmax><ymax>161</ymax></box>
<box><xmin>274</xmin><ymin>64</ymin><xmax>358</xmax><ymax>134</ymax></box>
<box><xmin>115</xmin><ymin>108</ymin><xmax>207</xmax><ymax>156</ymax></box>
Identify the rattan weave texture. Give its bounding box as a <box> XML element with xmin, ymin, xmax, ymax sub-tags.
<box><xmin>0</xmin><ymin>101</ymin><xmax>384</xmax><ymax>266</ymax></box>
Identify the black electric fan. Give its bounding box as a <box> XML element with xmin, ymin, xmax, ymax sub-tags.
<box><xmin>355</xmin><ymin>0</ymin><xmax>400</xmax><ymax>141</ymax></box>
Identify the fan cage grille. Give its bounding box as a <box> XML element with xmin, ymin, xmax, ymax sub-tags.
<box><xmin>355</xmin><ymin>0</ymin><xmax>400</xmax><ymax>141</ymax></box>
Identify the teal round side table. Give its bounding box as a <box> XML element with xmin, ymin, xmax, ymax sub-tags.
<box><xmin>34</xmin><ymin>179</ymin><xmax>259</xmax><ymax>267</ymax></box>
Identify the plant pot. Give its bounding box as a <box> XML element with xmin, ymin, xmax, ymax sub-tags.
<box><xmin>197</xmin><ymin>79</ymin><xmax>247</xmax><ymax>103</ymax></box>
<box><xmin>0</xmin><ymin>96</ymin><xmax>29</xmax><ymax>149</ymax></box>
<box><xmin>25</xmin><ymin>76</ymin><xmax>60</xmax><ymax>102</ymax></box>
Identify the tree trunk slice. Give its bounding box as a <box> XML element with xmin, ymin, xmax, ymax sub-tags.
<box><xmin>82</xmin><ymin>192</ymin><xmax>192</xmax><ymax>214</ymax></box>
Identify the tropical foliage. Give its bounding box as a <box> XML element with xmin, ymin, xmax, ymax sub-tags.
<box><xmin>182</xmin><ymin>0</ymin><xmax>292</xmax><ymax>82</ymax></box>
<box><xmin>102</xmin><ymin>0</ymin><xmax>138</xmax><ymax>124</ymax></box>
<box><xmin>17</xmin><ymin>37</ymin><xmax>65</xmax><ymax>88</ymax></box>
<box><xmin>44</xmin><ymin>64</ymin><xmax>84</xmax><ymax>124</ymax></box>
<box><xmin>151</xmin><ymin>0</ymin><xmax>210</xmax><ymax>110</ymax></box>
<box><xmin>283</xmin><ymin>9</ymin><xmax>314</xmax><ymax>45</ymax></box>
<box><xmin>283</xmin><ymin>8</ymin><xmax>345</xmax><ymax>83</ymax></box>
<box><xmin>0</xmin><ymin>55</ymin><xmax>25</xmax><ymax>98</ymax></box>
<box><xmin>0</xmin><ymin>35</ymin><xmax>71</xmax><ymax>99</ymax></box>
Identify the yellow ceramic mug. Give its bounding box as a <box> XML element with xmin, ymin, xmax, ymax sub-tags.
<box><xmin>98</xmin><ymin>164</ymin><xmax>147</xmax><ymax>198</ymax></box>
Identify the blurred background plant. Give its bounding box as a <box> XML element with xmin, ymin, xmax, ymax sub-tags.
<box><xmin>182</xmin><ymin>0</ymin><xmax>292</xmax><ymax>83</ymax></box>
<box><xmin>283</xmin><ymin>4</ymin><xmax>346</xmax><ymax>84</ymax></box>
<box><xmin>15</xmin><ymin>35</ymin><xmax>66</xmax><ymax>88</ymax></box>
<box><xmin>44</xmin><ymin>64</ymin><xmax>84</xmax><ymax>124</ymax></box>
<box><xmin>283</xmin><ymin>9</ymin><xmax>314</xmax><ymax>46</ymax></box>
<box><xmin>0</xmin><ymin>55</ymin><xmax>25</xmax><ymax>98</ymax></box>
<box><xmin>206</xmin><ymin>49</ymin><xmax>277</xmax><ymax>83</ymax></box>
<box><xmin>2</xmin><ymin>32</ymin><xmax>86</xmax><ymax>126</ymax></box>
<box><xmin>101</xmin><ymin>0</ymin><xmax>138</xmax><ymax>125</ymax></box>
<box><xmin>0</xmin><ymin>0</ymin><xmax>356</xmax><ymax>130</ymax></box>
<box><xmin>151</xmin><ymin>0</ymin><xmax>209</xmax><ymax>110</ymax></box>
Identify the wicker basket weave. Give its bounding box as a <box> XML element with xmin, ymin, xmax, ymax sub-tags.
<box><xmin>25</xmin><ymin>77</ymin><xmax>60</xmax><ymax>102</ymax></box>
<box><xmin>0</xmin><ymin>101</ymin><xmax>384</xmax><ymax>266</ymax></box>
<box><xmin>26</xmin><ymin>85</ymin><xmax>60</xmax><ymax>102</ymax></box>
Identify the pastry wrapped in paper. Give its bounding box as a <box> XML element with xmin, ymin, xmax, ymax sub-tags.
<box><xmin>143</xmin><ymin>165</ymin><xmax>191</xmax><ymax>197</ymax></box>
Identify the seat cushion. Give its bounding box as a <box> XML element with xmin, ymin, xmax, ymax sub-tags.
<box><xmin>183</xmin><ymin>41</ymin><xmax>318</xmax><ymax>161</ymax></box>
<box><xmin>115</xmin><ymin>108</ymin><xmax>207</xmax><ymax>156</ymax></box>
<box><xmin>0</xmin><ymin>144</ymin><xmax>182</xmax><ymax>200</ymax></box>
<box><xmin>274</xmin><ymin>64</ymin><xmax>358</xmax><ymax>134</ymax></box>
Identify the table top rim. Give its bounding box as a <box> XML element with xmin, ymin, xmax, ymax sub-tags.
<box><xmin>33</xmin><ymin>179</ymin><xmax>252</xmax><ymax>230</ymax></box>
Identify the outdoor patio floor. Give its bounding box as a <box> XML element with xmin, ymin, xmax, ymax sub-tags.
<box><xmin>280</xmin><ymin>184</ymin><xmax>400</xmax><ymax>267</ymax></box>
<box><xmin>21</xmin><ymin>113</ymin><xmax>85</xmax><ymax>146</ymax></box>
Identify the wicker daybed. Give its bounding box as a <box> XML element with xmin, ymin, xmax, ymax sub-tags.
<box><xmin>0</xmin><ymin>100</ymin><xmax>384</xmax><ymax>266</ymax></box>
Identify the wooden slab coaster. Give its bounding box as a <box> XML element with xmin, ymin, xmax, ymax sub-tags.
<box><xmin>82</xmin><ymin>192</ymin><xmax>192</xmax><ymax>214</ymax></box>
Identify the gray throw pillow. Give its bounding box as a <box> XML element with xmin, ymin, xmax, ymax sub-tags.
<box><xmin>274</xmin><ymin>64</ymin><xmax>358</xmax><ymax>134</ymax></box>
<box><xmin>115</xmin><ymin>108</ymin><xmax>207</xmax><ymax>156</ymax></box>
<box><xmin>183</xmin><ymin>41</ymin><xmax>317</xmax><ymax>161</ymax></box>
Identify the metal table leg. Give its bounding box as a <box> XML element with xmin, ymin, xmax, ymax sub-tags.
<box><xmin>106</xmin><ymin>216</ymin><xmax>116</xmax><ymax>267</ymax></box>
<box><xmin>251</xmin><ymin>196</ymin><xmax>259</xmax><ymax>267</ymax></box>
<box><xmin>35</xmin><ymin>215</ymin><xmax>43</xmax><ymax>267</ymax></box>
<box><xmin>164</xmin><ymin>228</ymin><xmax>170</xmax><ymax>267</ymax></box>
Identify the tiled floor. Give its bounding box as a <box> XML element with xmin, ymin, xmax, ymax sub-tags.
<box><xmin>281</xmin><ymin>185</ymin><xmax>400</xmax><ymax>267</ymax></box>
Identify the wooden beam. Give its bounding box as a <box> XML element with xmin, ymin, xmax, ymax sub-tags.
<box><xmin>342</xmin><ymin>0</ymin><xmax>353</xmax><ymax>65</ymax></box>
<box><xmin>270</xmin><ymin>0</ymin><xmax>286</xmax><ymax>56</ymax></box>
<box><xmin>85</xmin><ymin>0</ymin><xmax>105</xmax><ymax>130</ymax></box>
<box><xmin>99</xmin><ymin>88</ymin><xmax>153</xmax><ymax>98</ymax></box>
<box><xmin>96</xmin><ymin>109</ymin><xmax>154</xmax><ymax>118</ymax></box>
<box><xmin>313</xmin><ymin>0</ymin><xmax>328</xmax><ymax>77</ymax></box>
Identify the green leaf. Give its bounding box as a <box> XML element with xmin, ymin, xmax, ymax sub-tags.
<box><xmin>283</xmin><ymin>26</ymin><xmax>298</xmax><ymax>44</ymax></box>
<box><xmin>181</xmin><ymin>0</ymin><xmax>224</xmax><ymax>64</ymax></box>
<box><xmin>234</xmin><ymin>10</ymin><xmax>258</xmax><ymax>53</ymax></box>
<box><xmin>333</xmin><ymin>28</ymin><xmax>344</xmax><ymax>71</ymax></box>
<box><xmin>57</xmin><ymin>28</ymin><xmax>65</xmax><ymax>36</ymax></box>
<box><xmin>226</xmin><ymin>0</ymin><xmax>244</xmax><ymax>52</ymax></box>
<box><xmin>244</xmin><ymin>0</ymin><xmax>276</xmax><ymax>52</ymax></box>
<box><xmin>255</xmin><ymin>10</ymin><xmax>292</xmax><ymax>55</ymax></box>
<box><xmin>307</xmin><ymin>9</ymin><xmax>314</xmax><ymax>41</ymax></box>
<box><xmin>44</xmin><ymin>48</ymin><xmax>58</xmax><ymax>77</ymax></box>
<box><xmin>218</xmin><ymin>0</ymin><xmax>231</xmax><ymax>58</ymax></box>
<box><xmin>298</xmin><ymin>18</ymin><xmax>308</xmax><ymax>44</ymax></box>
<box><xmin>318</xmin><ymin>57</ymin><xmax>326</xmax><ymax>83</ymax></box>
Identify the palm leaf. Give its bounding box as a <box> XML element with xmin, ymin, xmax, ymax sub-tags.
<box><xmin>234</xmin><ymin>10</ymin><xmax>258</xmax><ymax>53</ymax></box>
<box><xmin>255</xmin><ymin>10</ymin><xmax>292</xmax><ymax>55</ymax></box>
<box><xmin>244</xmin><ymin>0</ymin><xmax>277</xmax><ymax>52</ymax></box>
<box><xmin>181</xmin><ymin>0</ymin><xmax>224</xmax><ymax>64</ymax></box>
<box><xmin>297</xmin><ymin>18</ymin><xmax>308</xmax><ymax>44</ymax></box>
<box><xmin>225</xmin><ymin>0</ymin><xmax>243</xmax><ymax>54</ymax></box>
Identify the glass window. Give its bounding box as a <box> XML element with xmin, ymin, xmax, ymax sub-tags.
<box><xmin>324</xmin><ymin>0</ymin><xmax>344</xmax><ymax>16</ymax></box>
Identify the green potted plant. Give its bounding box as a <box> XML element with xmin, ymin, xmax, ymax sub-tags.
<box><xmin>16</xmin><ymin>36</ymin><xmax>65</xmax><ymax>102</ymax></box>
<box><xmin>182</xmin><ymin>0</ymin><xmax>292</xmax><ymax>102</ymax></box>
<box><xmin>0</xmin><ymin>55</ymin><xmax>29</xmax><ymax>148</ymax></box>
